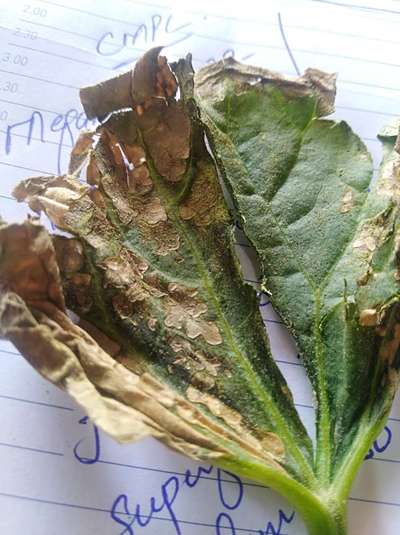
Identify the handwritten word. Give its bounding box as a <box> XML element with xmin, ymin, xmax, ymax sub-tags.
<box><xmin>257</xmin><ymin>509</ymin><xmax>295</xmax><ymax>535</ymax></box>
<box><xmin>365</xmin><ymin>425</ymin><xmax>392</xmax><ymax>460</ymax></box>
<box><xmin>72</xmin><ymin>408</ymin><xmax>292</xmax><ymax>534</ymax></box>
<box><xmin>206</xmin><ymin>49</ymin><xmax>255</xmax><ymax>64</ymax></box>
<box><xmin>96</xmin><ymin>15</ymin><xmax>193</xmax><ymax>70</ymax></box>
<box><xmin>110</xmin><ymin>465</ymin><xmax>243</xmax><ymax>535</ymax></box>
<box><xmin>216</xmin><ymin>508</ymin><xmax>295</xmax><ymax>535</ymax></box>
<box><xmin>73</xmin><ymin>416</ymin><xmax>101</xmax><ymax>465</ymax></box>
<box><xmin>5</xmin><ymin>108</ymin><xmax>96</xmax><ymax>174</ymax></box>
<box><xmin>112</xmin><ymin>476</ymin><xmax>180</xmax><ymax>535</ymax></box>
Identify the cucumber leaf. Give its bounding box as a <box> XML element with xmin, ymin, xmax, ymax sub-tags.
<box><xmin>1</xmin><ymin>50</ymin><xmax>400</xmax><ymax>535</ymax></box>
<box><xmin>0</xmin><ymin>51</ymin><xmax>313</xmax><ymax>489</ymax></box>
<box><xmin>195</xmin><ymin>58</ymin><xmax>400</xmax><ymax>491</ymax></box>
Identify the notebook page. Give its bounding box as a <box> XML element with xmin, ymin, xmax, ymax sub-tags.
<box><xmin>0</xmin><ymin>0</ymin><xmax>400</xmax><ymax>533</ymax></box>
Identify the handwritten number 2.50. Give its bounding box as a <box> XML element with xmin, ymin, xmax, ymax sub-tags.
<box><xmin>13</xmin><ymin>27</ymin><xmax>38</xmax><ymax>40</ymax></box>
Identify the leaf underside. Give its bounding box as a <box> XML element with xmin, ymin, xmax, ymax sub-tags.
<box><xmin>1</xmin><ymin>49</ymin><xmax>400</xmax><ymax>526</ymax></box>
<box><xmin>194</xmin><ymin>58</ymin><xmax>400</xmax><ymax>482</ymax></box>
<box><xmin>0</xmin><ymin>51</ymin><xmax>314</xmax><ymax>485</ymax></box>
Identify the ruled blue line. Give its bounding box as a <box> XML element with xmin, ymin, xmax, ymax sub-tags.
<box><xmin>0</xmin><ymin>348</ymin><xmax>20</xmax><ymax>356</ymax></box>
<box><xmin>97</xmin><ymin>458</ymin><xmax>267</xmax><ymax>489</ymax></box>
<box><xmin>0</xmin><ymin>128</ymin><xmax>67</xmax><ymax>149</ymax></box>
<box><xmin>0</xmin><ymin>394</ymin><xmax>74</xmax><ymax>411</ymax></box>
<box><xmin>309</xmin><ymin>0</ymin><xmax>400</xmax><ymax>15</ymax></box>
<box><xmin>1</xmin><ymin>489</ymin><xmax>399</xmax><ymax>521</ymax></box>
<box><xmin>8</xmin><ymin>42</ymin><xmax>113</xmax><ymax>71</ymax></box>
<box><xmin>0</xmin><ymin>193</ymin><xmax>16</xmax><ymax>202</ymax></box>
<box><xmin>0</xmin><ymin>161</ymin><xmax>52</xmax><ymax>175</ymax></box>
<box><xmin>294</xmin><ymin>402</ymin><xmax>313</xmax><ymax>410</ymax></box>
<box><xmin>0</xmin><ymin>435</ymin><xmax>268</xmax><ymax>490</ymax></box>
<box><xmin>388</xmin><ymin>416</ymin><xmax>400</xmax><ymax>423</ymax></box>
<box><xmin>0</xmin><ymin>95</ymin><xmax>62</xmax><ymax>115</ymax></box>
<box><xmin>349</xmin><ymin>496</ymin><xmax>400</xmax><ymax>508</ymax></box>
<box><xmin>0</xmin><ymin>67</ymin><xmax>79</xmax><ymax>90</ymax></box>
<box><xmin>17</xmin><ymin>18</ymin><xmax>100</xmax><ymax>44</ymax></box>
<box><xmin>337</xmin><ymin>105</ymin><xmax>398</xmax><ymax>117</ymax></box>
<box><xmin>0</xmin><ymin>491</ymin><xmax>278</xmax><ymax>532</ymax></box>
<box><xmin>369</xmin><ymin>457</ymin><xmax>400</xmax><ymax>465</ymax></box>
<box><xmin>37</xmin><ymin>0</ymin><xmax>155</xmax><ymax>28</ymax></box>
<box><xmin>264</xmin><ymin>318</ymin><xmax>284</xmax><ymax>326</ymax></box>
<box><xmin>294</xmin><ymin>401</ymin><xmax>400</xmax><ymax>427</ymax></box>
<box><xmin>0</xmin><ymin>441</ymin><xmax>63</xmax><ymax>456</ymax></box>
<box><xmin>37</xmin><ymin>0</ymin><xmax>400</xmax><ymax>28</ymax></box>
<box><xmin>275</xmin><ymin>359</ymin><xmax>303</xmax><ymax>367</ymax></box>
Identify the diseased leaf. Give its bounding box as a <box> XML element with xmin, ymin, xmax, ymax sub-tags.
<box><xmin>0</xmin><ymin>51</ymin><xmax>315</xmax><ymax>488</ymax></box>
<box><xmin>195</xmin><ymin>58</ymin><xmax>400</xmax><ymax>486</ymax></box>
<box><xmin>1</xmin><ymin>50</ymin><xmax>400</xmax><ymax>535</ymax></box>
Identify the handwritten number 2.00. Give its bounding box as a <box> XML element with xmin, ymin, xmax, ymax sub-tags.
<box><xmin>22</xmin><ymin>4</ymin><xmax>47</xmax><ymax>17</ymax></box>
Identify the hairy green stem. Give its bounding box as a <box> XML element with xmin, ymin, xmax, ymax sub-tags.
<box><xmin>219</xmin><ymin>456</ymin><xmax>347</xmax><ymax>535</ymax></box>
<box><xmin>314</xmin><ymin>290</ymin><xmax>331</xmax><ymax>485</ymax></box>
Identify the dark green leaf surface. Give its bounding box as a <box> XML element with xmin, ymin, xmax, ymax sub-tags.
<box><xmin>195</xmin><ymin>58</ymin><xmax>400</xmax><ymax>484</ymax></box>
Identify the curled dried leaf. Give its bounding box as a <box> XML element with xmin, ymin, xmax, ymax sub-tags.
<box><xmin>2</xmin><ymin>51</ymin><xmax>313</xmax><ymax>486</ymax></box>
<box><xmin>195</xmin><ymin>56</ymin><xmax>336</xmax><ymax>117</ymax></box>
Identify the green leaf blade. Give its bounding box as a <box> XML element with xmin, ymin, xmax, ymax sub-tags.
<box><xmin>195</xmin><ymin>58</ymin><xmax>400</xmax><ymax>484</ymax></box>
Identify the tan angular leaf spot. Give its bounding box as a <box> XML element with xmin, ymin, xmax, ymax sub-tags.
<box><xmin>340</xmin><ymin>188</ymin><xmax>354</xmax><ymax>213</ymax></box>
<box><xmin>185</xmin><ymin>318</ymin><xmax>223</xmax><ymax>346</ymax></box>
<box><xmin>142</xmin><ymin>197</ymin><xmax>168</xmax><ymax>225</ymax></box>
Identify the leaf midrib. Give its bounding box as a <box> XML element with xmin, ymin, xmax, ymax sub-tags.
<box><xmin>210</xmin><ymin>97</ymin><xmax>373</xmax><ymax>482</ymax></box>
<box><xmin>140</xmin><ymin>133</ymin><xmax>317</xmax><ymax>486</ymax></box>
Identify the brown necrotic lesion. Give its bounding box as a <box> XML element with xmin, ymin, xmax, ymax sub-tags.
<box><xmin>0</xmin><ymin>48</ymin><xmax>290</xmax><ymax>472</ymax></box>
